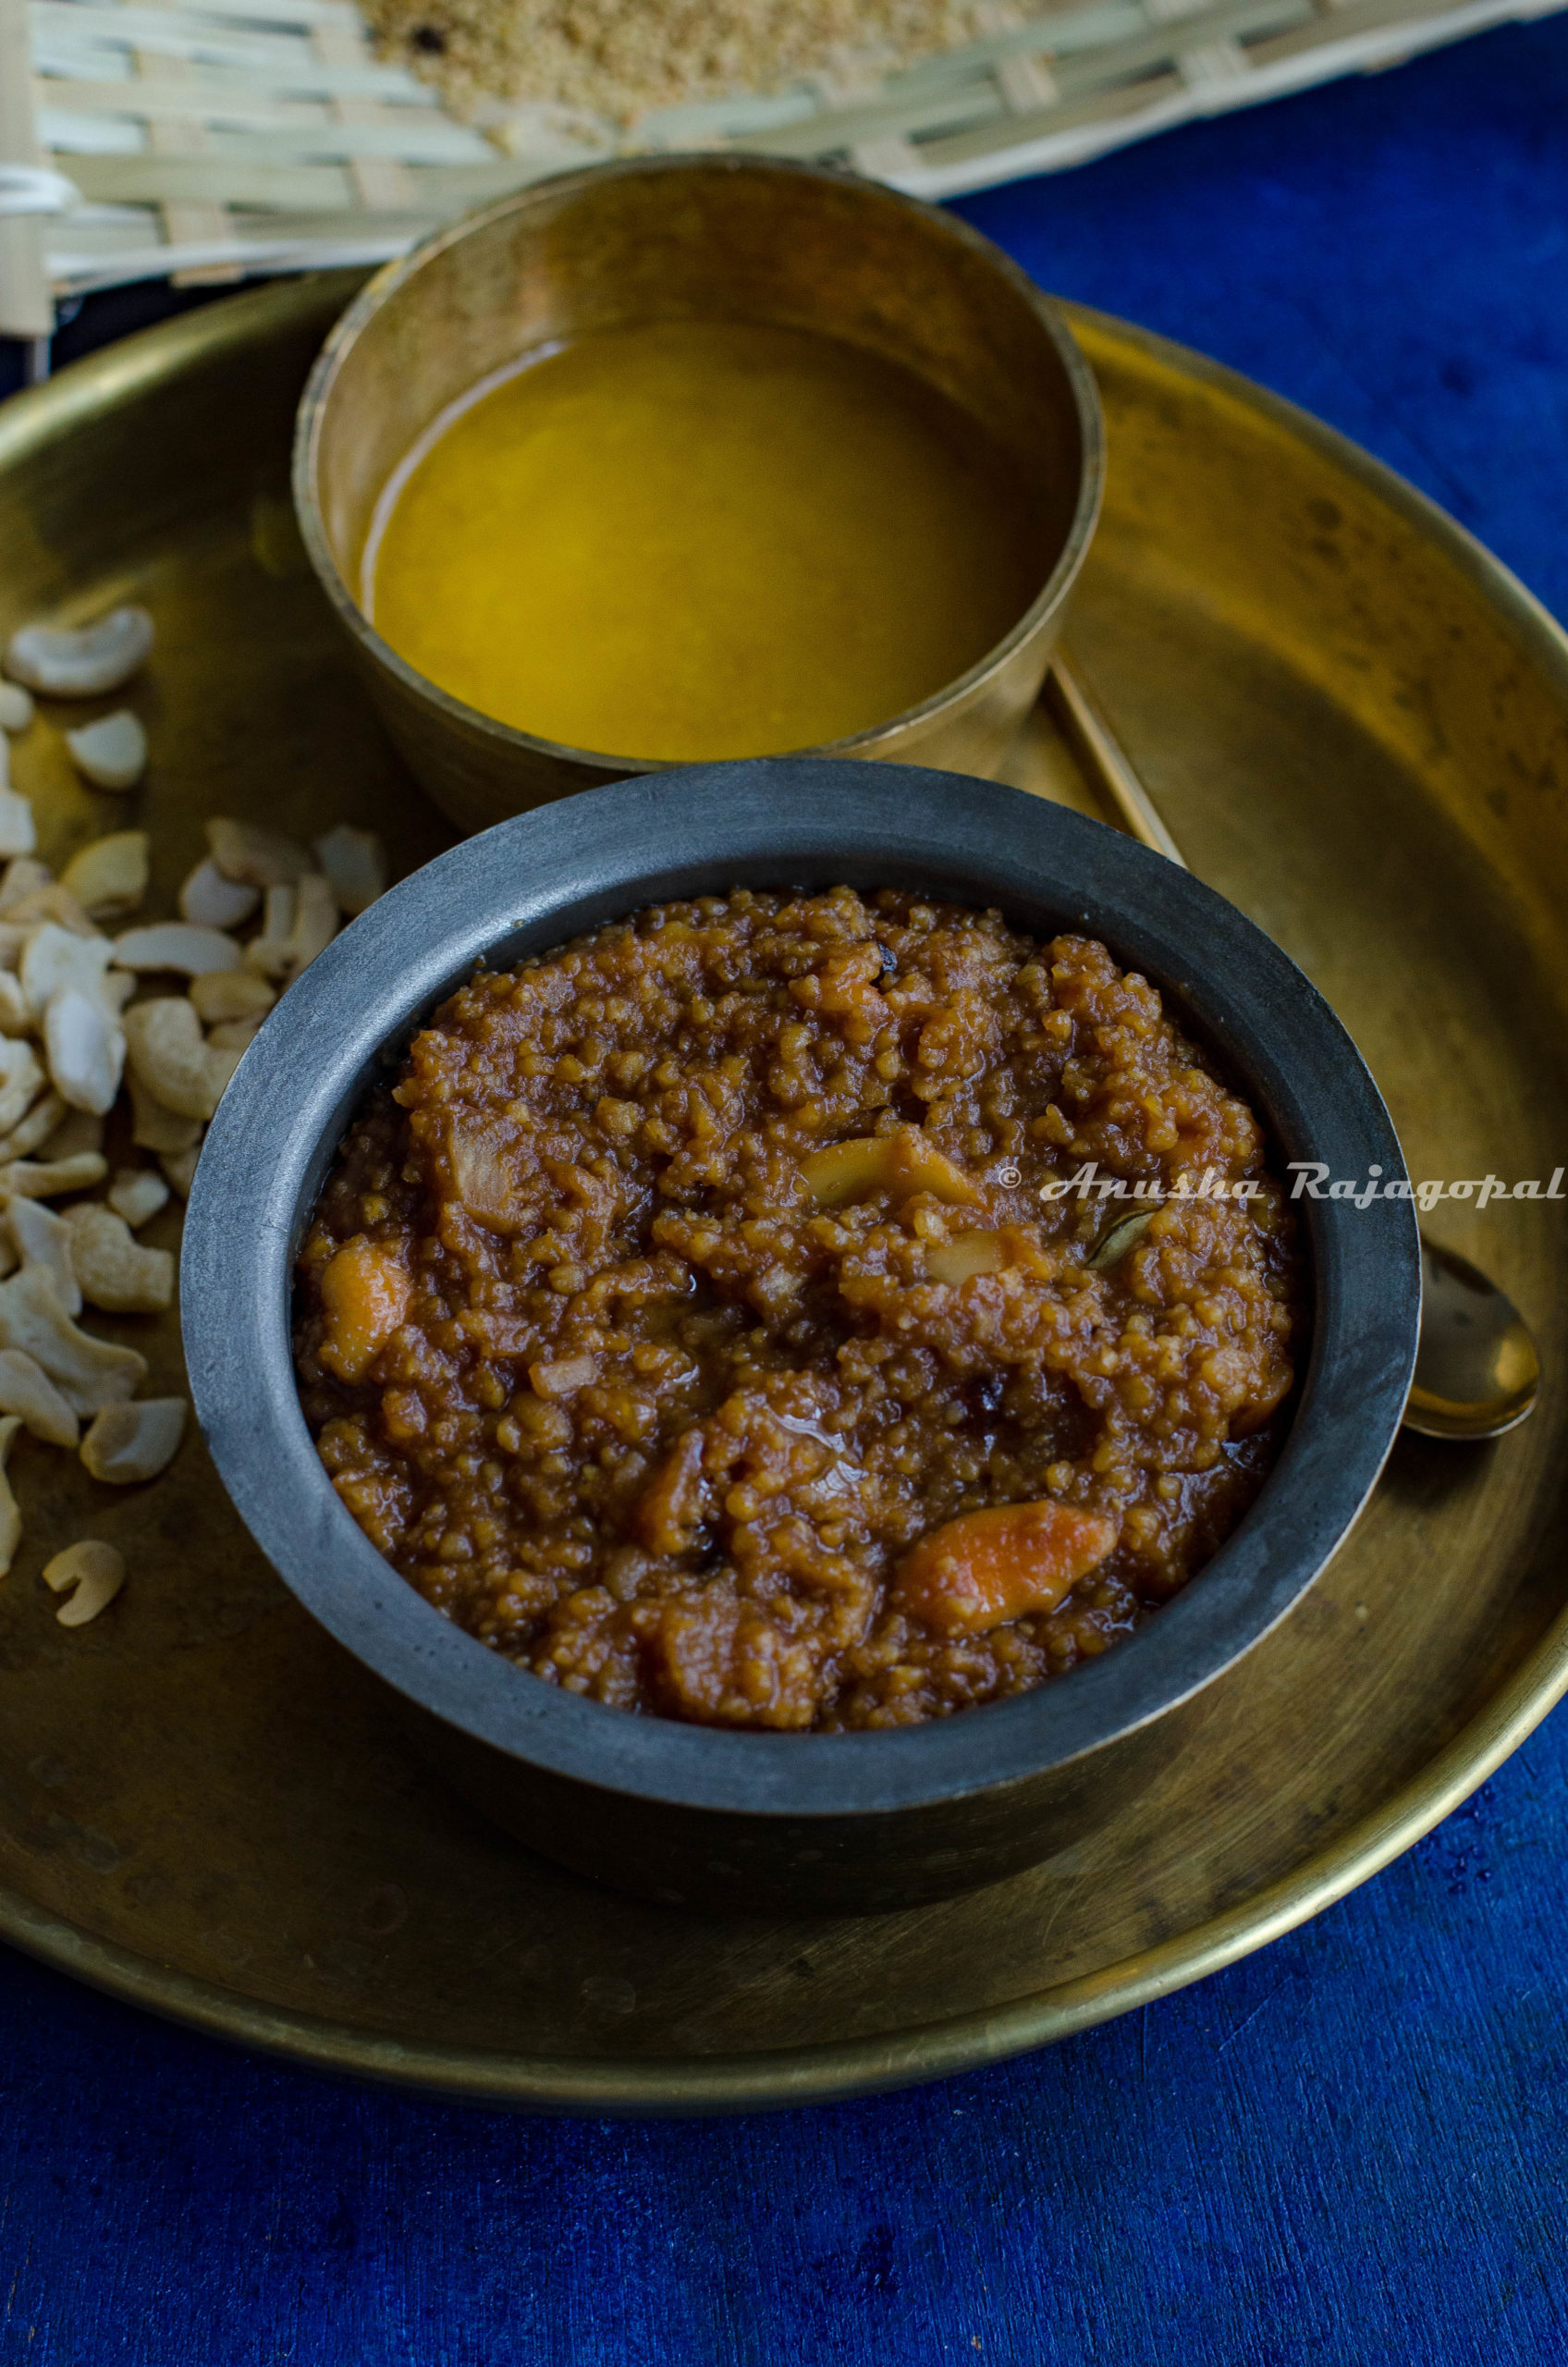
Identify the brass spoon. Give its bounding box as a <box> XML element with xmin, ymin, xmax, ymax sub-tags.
<box><xmin>1045</xmin><ymin>653</ymin><xmax>1542</xmax><ymax>1442</ymax></box>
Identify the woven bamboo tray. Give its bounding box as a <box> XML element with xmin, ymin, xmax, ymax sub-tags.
<box><xmin>2</xmin><ymin>0</ymin><xmax>1564</xmax><ymax>337</ymax></box>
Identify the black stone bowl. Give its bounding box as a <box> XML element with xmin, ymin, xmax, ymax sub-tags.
<box><xmin>182</xmin><ymin>761</ymin><xmax>1420</xmax><ymax>1914</ymax></box>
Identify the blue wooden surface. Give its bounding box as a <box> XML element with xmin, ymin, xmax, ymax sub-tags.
<box><xmin>5</xmin><ymin>21</ymin><xmax>1568</xmax><ymax>2359</ymax></box>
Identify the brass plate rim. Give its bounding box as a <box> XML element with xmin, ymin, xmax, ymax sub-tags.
<box><xmin>3</xmin><ymin>276</ymin><xmax>1567</xmax><ymax>2113</ymax></box>
<box><xmin>1064</xmin><ymin>297</ymin><xmax>1568</xmax><ymax>706</ymax></box>
<box><xmin>3</xmin><ymin>1600</ymin><xmax>1563</xmax><ymax>2113</ymax></box>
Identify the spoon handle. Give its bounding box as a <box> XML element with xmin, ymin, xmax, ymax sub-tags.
<box><xmin>1045</xmin><ymin>654</ymin><xmax>1187</xmax><ymax>868</ymax></box>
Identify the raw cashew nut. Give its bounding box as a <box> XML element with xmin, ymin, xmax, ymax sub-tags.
<box><xmin>0</xmin><ymin>1092</ymin><xmax>65</xmax><ymax>1164</ymax></box>
<box><xmin>20</xmin><ymin>925</ymin><xmax>115</xmax><ymax>1024</ymax></box>
<box><xmin>206</xmin><ymin>816</ymin><xmax>310</xmax><ymax>888</ymax></box>
<box><xmin>106</xmin><ymin>1168</ymin><xmax>169</xmax><ymax>1229</ymax></box>
<box><xmin>6</xmin><ymin>883</ymin><xmax>98</xmax><ymax>938</ymax></box>
<box><xmin>124</xmin><ymin>998</ymin><xmax>241</xmax><ymax>1121</ymax></box>
<box><xmin>128</xmin><ymin>1071</ymin><xmax>202</xmax><ymax>1155</ymax></box>
<box><xmin>243</xmin><ymin>883</ymin><xmax>297</xmax><ymax>979</ymax></box>
<box><xmin>802</xmin><ymin>1128</ymin><xmax>985</xmax><ymax>1209</ymax></box>
<box><xmin>0</xmin><ymin>1152</ymin><xmax>108</xmax><ymax>1199</ymax></box>
<box><xmin>0</xmin><ymin>684</ymin><xmax>33</xmax><ymax>734</ymax></box>
<box><xmin>6</xmin><ymin>607</ymin><xmax>154</xmax><ymax>698</ymax></box>
<box><xmin>206</xmin><ymin>1014</ymin><xmax>265</xmax><ymax>1050</ymax></box>
<box><xmin>44</xmin><ymin>987</ymin><xmax>126</xmax><ymax>1115</ymax></box>
<box><xmin>80</xmin><ymin>1397</ymin><xmax>185</xmax><ymax>1485</ymax></box>
<box><xmin>925</xmin><ymin>1229</ymin><xmax>1013</xmax><ymax>1285</ymax></box>
<box><xmin>0</xmin><ymin>859</ymin><xmax>52</xmax><ymax>914</ymax></box>
<box><xmin>0</xmin><ymin>1036</ymin><xmax>43</xmax><ymax>1137</ymax></box>
<box><xmin>0</xmin><ymin>1414</ymin><xmax>21</xmax><ymax>1577</ymax></box>
<box><xmin>65</xmin><ymin>710</ymin><xmax>148</xmax><ymax>792</ymax></box>
<box><xmin>284</xmin><ymin>873</ymin><xmax>337</xmax><ymax>978</ymax></box>
<box><xmin>59</xmin><ymin>830</ymin><xmax>149</xmax><ymax>920</ymax></box>
<box><xmin>0</xmin><ymin>974</ymin><xmax>25</xmax><ymax>1036</ymax></box>
<box><xmin>63</xmin><ymin>1202</ymin><xmax>174</xmax><ymax>1313</ymax></box>
<box><xmin>0</xmin><ymin>789</ymin><xmax>36</xmax><ymax>859</ymax></box>
<box><xmin>312</xmin><ymin>826</ymin><xmax>386</xmax><ymax>915</ymax></box>
<box><xmin>189</xmin><ymin>968</ymin><xmax>273</xmax><ymax>1024</ymax></box>
<box><xmin>0</xmin><ymin>1347</ymin><xmax>79</xmax><ymax>1447</ymax></box>
<box><xmin>112</xmin><ymin>922</ymin><xmax>240</xmax><ymax>975</ymax></box>
<box><xmin>0</xmin><ymin>1264</ymin><xmax>144</xmax><ymax>1412</ymax></box>
<box><xmin>178</xmin><ymin>857</ymin><xmax>259</xmax><ymax>931</ymax></box>
<box><xmin>44</xmin><ymin>1539</ymin><xmax>126</xmax><ymax>1626</ymax></box>
<box><xmin>6</xmin><ymin>1195</ymin><xmax>81</xmax><ymax>1315</ymax></box>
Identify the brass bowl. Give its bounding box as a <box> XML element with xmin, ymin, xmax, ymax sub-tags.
<box><xmin>292</xmin><ymin>154</ymin><xmax>1104</xmax><ymax>837</ymax></box>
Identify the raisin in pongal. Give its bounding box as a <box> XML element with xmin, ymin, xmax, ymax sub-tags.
<box><xmin>294</xmin><ymin>889</ymin><xmax>1303</xmax><ymax>1731</ymax></box>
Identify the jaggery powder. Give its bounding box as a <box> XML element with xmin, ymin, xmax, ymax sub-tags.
<box><xmin>367</xmin><ymin>0</ymin><xmax>1010</xmax><ymax>125</ymax></box>
<box><xmin>294</xmin><ymin>888</ymin><xmax>1302</xmax><ymax>1731</ymax></box>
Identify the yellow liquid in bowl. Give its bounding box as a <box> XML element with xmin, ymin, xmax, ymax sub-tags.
<box><xmin>364</xmin><ymin>320</ymin><xmax>1043</xmax><ymax>762</ymax></box>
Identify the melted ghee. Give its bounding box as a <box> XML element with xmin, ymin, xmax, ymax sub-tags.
<box><xmin>364</xmin><ymin>320</ymin><xmax>1041</xmax><ymax>761</ymax></box>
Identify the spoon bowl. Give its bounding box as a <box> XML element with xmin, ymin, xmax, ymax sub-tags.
<box><xmin>1403</xmin><ymin>1236</ymin><xmax>1541</xmax><ymax>1441</ymax></box>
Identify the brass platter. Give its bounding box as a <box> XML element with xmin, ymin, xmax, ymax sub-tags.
<box><xmin>0</xmin><ymin>273</ymin><xmax>1564</xmax><ymax>2114</ymax></box>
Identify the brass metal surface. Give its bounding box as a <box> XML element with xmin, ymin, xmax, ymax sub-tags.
<box><xmin>0</xmin><ymin>276</ymin><xmax>1565</xmax><ymax>2111</ymax></box>
<box><xmin>293</xmin><ymin>158</ymin><xmax>1104</xmax><ymax>836</ymax></box>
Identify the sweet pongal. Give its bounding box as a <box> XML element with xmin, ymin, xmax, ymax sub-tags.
<box><xmin>294</xmin><ymin>889</ymin><xmax>1303</xmax><ymax>1731</ymax></box>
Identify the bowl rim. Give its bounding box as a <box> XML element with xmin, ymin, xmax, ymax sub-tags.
<box><xmin>182</xmin><ymin>761</ymin><xmax>1420</xmax><ymax>1818</ymax></box>
<box><xmin>290</xmin><ymin>152</ymin><xmax>1106</xmax><ymax>777</ymax></box>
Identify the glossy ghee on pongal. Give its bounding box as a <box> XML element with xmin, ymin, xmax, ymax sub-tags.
<box><xmin>362</xmin><ymin>320</ymin><xmax>1043</xmax><ymax>761</ymax></box>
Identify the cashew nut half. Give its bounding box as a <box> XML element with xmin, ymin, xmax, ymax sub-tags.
<box><xmin>65</xmin><ymin>710</ymin><xmax>148</xmax><ymax>792</ymax></box>
<box><xmin>0</xmin><ymin>1152</ymin><xmax>109</xmax><ymax>1200</ymax></box>
<box><xmin>0</xmin><ymin>1090</ymin><xmax>65</xmax><ymax>1165</ymax></box>
<box><xmin>44</xmin><ymin>987</ymin><xmax>127</xmax><ymax>1116</ymax></box>
<box><xmin>81</xmin><ymin>1397</ymin><xmax>185</xmax><ymax>1485</ymax></box>
<box><xmin>128</xmin><ymin>1070</ymin><xmax>202</xmax><ymax>1156</ymax></box>
<box><xmin>20</xmin><ymin>925</ymin><xmax>115</xmax><ymax>1024</ymax></box>
<box><xmin>0</xmin><ymin>1348</ymin><xmax>79</xmax><ymax>1448</ymax></box>
<box><xmin>5</xmin><ymin>883</ymin><xmax>97</xmax><ymax>938</ymax></box>
<box><xmin>178</xmin><ymin>857</ymin><xmax>259</xmax><ymax>931</ymax></box>
<box><xmin>63</xmin><ymin>1202</ymin><xmax>174</xmax><ymax>1313</ymax></box>
<box><xmin>0</xmin><ymin>860</ymin><xmax>52</xmax><ymax>914</ymax></box>
<box><xmin>112</xmin><ymin>922</ymin><xmax>240</xmax><ymax>975</ymax></box>
<box><xmin>189</xmin><ymin>968</ymin><xmax>273</xmax><ymax>1024</ymax></box>
<box><xmin>0</xmin><ymin>1036</ymin><xmax>43</xmax><ymax>1138</ymax></box>
<box><xmin>6</xmin><ymin>607</ymin><xmax>154</xmax><ymax>699</ymax></box>
<box><xmin>206</xmin><ymin>816</ymin><xmax>310</xmax><ymax>888</ymax></box>
<box><xmin>0</xmin><ymin>1264</ymin><xmax>144</xmax><ymax>1412</ymax></box>
<box><xmin>243</xmin><ymin>882</ymin><xmax>297</xmax><ymax>979</ymax></box>
<box><xmin>106</xmin><ymin>1168</ymin><xmax>169</xmax><ymax>1229</ymax></box>
<box><xmin>0</xmin><ymin>790</ymin><xmax>36</xmax><ymax>860</ymax></box>
<box><xmin>124</xmin><ymin>997</ymin><xmax>241</xmax><ymax>1121</ymax></box>
<box><xmin>312</xmin><ymin>826</ymin><xmax>386</xmax><ymax>916</ymax></box>
<box><xmin>6</xmin><ymin>1195</ymin><xmax>81</xmax><ymax>1316</ymax></box>
<box><xmin>59</xmin><ymin>830</ymin><xmax>149</xmax><ymax>921</ymax></box>
<box><xmin>44</xmin><ymin>1539</ymin><xmax>126</xmax><ymax>1626</ymax></box>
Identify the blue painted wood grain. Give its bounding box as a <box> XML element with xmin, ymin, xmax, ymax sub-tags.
<box><xmin>3</xmin><ymin>21</ymin><xmax>1567</xmax><ymax>2358</ymax></box>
